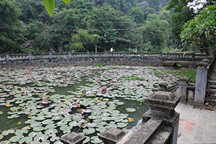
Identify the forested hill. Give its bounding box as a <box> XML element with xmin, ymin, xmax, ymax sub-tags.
<box><xmin>0</xmin><ymin>0</ymin><xmax>179</xmax><ymax>54</ymax></box>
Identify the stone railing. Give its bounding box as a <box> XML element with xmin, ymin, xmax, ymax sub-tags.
<box><xmin>0</xmin><ymin>52</ymin><xmax>211</xmax><ymax>67</ymax></box>
<box><xmin>0</xmin><ymin>52</ymin><xmax>209</xmax><ymax>60</ymax></box>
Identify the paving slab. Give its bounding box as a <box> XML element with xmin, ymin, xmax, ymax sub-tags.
<box><xmin>176</xmin><ymin>103</ymin><xmax>216</xmax><ymax>144</ymax></box>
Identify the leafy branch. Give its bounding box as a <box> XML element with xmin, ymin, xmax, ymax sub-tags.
<box><xmin>43</xmin><ymin>0</ymin><xmax>72</xmax><ymax>16</ymax></box>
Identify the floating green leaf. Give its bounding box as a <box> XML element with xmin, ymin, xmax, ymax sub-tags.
<box><xmin>126</xmin><ymin>108</ymin><xmax>136</xmax><ymax>113</ymax></box>
<box><xmin>83</xmin><ymin>128</ymin><xmax>96</xmax><ymax>135</ymax></box>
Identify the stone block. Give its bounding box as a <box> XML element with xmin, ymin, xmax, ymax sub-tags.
<box><xmin>188</xmin><ymin>90</ymin><xmax>194</xmax><ymax>104</ymax></box>
<box><xmin>176</xmin><ymin>80</ymin><xmax>188</xmax><ymax>103</ymax></box>
<box><xmin>144</xmin><ymin>91</ymin><xmax>180</xmax><ymax>117</ymax></box>
<box><xmin>143</xmin><ymin>91</ymin><xmax>180</xmax><ymax>144</ymax></box>
<box><xmin>61</xmin><ymin>132</ymin><xmax>86</xmax><ymax>144</ymax></box>
<box><xmin>98</xmin><ymin>128</ymin><xmax>126</xmax><ymax>144</ymax></box>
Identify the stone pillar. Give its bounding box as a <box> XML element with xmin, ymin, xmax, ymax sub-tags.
<box><xmin>194</xmin><ymin>59</ymin><xmax>209</xmax><ymax>105</ymax></box>
<box><xmin>187</xmin><ymin>89</ymin><xmax>195</xmax><ymax>104</ymax></box>
<box><xmin>144</xmin><ymin>91</ymin><xmax>180</xmax><ymax>144</ymax></box>
<box><xmin>176</xmin><ymin>79</ymin><xmax>188</xmax><ymax>103</ymax></box>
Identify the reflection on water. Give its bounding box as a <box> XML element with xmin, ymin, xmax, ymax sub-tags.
<box><xmin>0</xmin><ymin>106</ymin><xmax>28</xmax><ymax>131</ymax></box>
<box><xmin>117</xmin><ymin>98</ymin><xmax>148</xmax><ymax>128</ymax></box>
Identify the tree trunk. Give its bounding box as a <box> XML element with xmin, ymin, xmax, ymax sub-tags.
<box><xmin>95</xmin><ymin>45</ymin><xmax>97</xmax><ymax>53</ymax></box>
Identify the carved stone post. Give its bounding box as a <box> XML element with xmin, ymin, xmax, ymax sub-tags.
<box><xmin>143</xmin><ymin>91</ymin><xmax>180</xmax><ymax>144</ymax></box>
<box><xmin>194</xmin><ymin>59</ymin><xmax>209</xmax><ymax>105</ymax></box>
<box><xmin>176</xmin><ymin>78</ymin><xmax>188</xmax><ymax>103</ymax></box>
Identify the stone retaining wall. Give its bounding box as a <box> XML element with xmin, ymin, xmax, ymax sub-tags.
<box><xmin>0</xmin><ymin>53</ymin><xmax>211</xmax><ymax>67</ymax></box>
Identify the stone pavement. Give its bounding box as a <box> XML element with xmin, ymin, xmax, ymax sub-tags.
<box><xmin>176</xmin><ymin>103</ymin><xmax>216</xmax><ymax>144</ymax></box>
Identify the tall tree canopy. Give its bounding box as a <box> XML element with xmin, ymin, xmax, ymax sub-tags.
<box><xmin>0</xmin><ymin>0</ymin><xmax>186</xmax><ymax>54</ymax></box>
<box><xmin>181</xmin><ymin>4</ymin><xmax>216</xmax><ymax>55</ymax></box>
<box><xmin>0</xmin><ymin>0</ymin><xmax>24</xmax><ymax>53</ymax></box>
<box><xmin>166</xmin><ymin>0</ymin><xmax>193</xmax><ymax>48</ymax></box>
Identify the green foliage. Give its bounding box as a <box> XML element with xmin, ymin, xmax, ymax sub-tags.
<box><xmin>88</xmin><ymin>6</ymin><xmax>135</xmax><ymax>51</ymax></box>
<box><xmin>170</xmin><ymin>68</ymin><xmax>196</xmax><ymax>83</ymax></box>
<box><xmin>1</xmin><ymin>0</ymin><xmax>176</xmax><ymax>54</ymax></box>
<box><xmin>43</xmin><ymin>0</ymin><xmax>72</xmax><ymax>15</ymax></box>
<box><xmin>68</xmin><ymin>29</ymin><xmax>100</xmax><ymax>52</ymax></box>
<box><xmin>154</xmin><ymin>68</ymin><xmax>196</xmax><ymax>83</ymax></box>
<box><xmin>138</xmin><ymin>13</ymin><xmax>171</xmax><ymax>52</ymax></box>
<box><xmin>0</xmin><ymin>0</ymin><xmax>24</xmax><ymax>53</ymax></box>
<box><xmin>120</xmin><ymin>75</ymin><xmax>144</xmax><ymax>81</ymax></box>
<box><xmin>181</xmin><ymin>5</ymin><xmax>216</xmax><ymax>55</ymax></box>
<box><xmin>166</xmin><ymin>0</ymin><xmax>193</xmax><ymax>48</ymax></box>
<box><xmin>129</xmin><ymin>7</ymin><xmax>156</xmax><ymax>24</ymax></box>
<box><xmin>17</xmin><ymin>0</ymin><xmax>48</xmax><ymax>22</ymax></box>
<box><xmin>162</xmin><ymin>47</ymin><xmax>185</xmax><ymax>53</ymax></box>
<box><xmin>43</xmin><ymin>0</ymin><xmax>55</xmax><ymax>16</ymax></box>
<box><xmin>95</xmin><ymin>64</ymin><xmax>106</xmax><ymax>67</ymax></box>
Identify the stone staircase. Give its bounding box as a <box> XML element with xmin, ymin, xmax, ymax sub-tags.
<box><xmin>99</xmin><ymin>119</ymin><xmax>172</xmax><ymax>144</ymax></box>
<box><xmin>206</xmin><ymin>58</ymin><xmax>216</xmax><ymax>103</ymax></box>
<box><xmin>123</xmin><ymin>119</ymin><xmax>172</xmax><ymax>144</ymax></box>
<box><xmin>206</xmin><ymin>80</ymin><xmax>216</xmax><ymax>103</ymax></box>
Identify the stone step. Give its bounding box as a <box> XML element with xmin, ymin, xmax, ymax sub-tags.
<box><xmin>123</xmin><ymin>119</ymin><xmax>163</xmax><ymax>144</ymax></box>
<box><xmin>208</xmin><ymin>93</ymin><xmax>216</xmax><ymax>97</ymax></box>
<box><xmin>206</xmin><ymin>97</ymin><xmax>216</xmax><ymax>103</ymax></box>
<box><xmin>147</xmin><ymin>127</ymin><xmax>172</xmax><ymax>144</ymax></box>
<box><xmin>206</xmin><ymin>88</ymin><xmax>216</xmax><ymax>93</ymax></box>
<box><xmin>208</xmin><ymin>84</ymin><xmax>216</xmax><ymax>89</ymax></box>
<box><xmin>208</xmin><ymin>80</ymin><xmax>216</xmax><ymax>84</ymax></box>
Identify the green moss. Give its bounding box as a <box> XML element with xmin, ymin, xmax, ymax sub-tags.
<box><xmin>153</xmin><ymin>69</ymin><xmax>164</xmax><ymax>77</ymax></box>
<box><xmin>155</xmin><ymin>68</ymin><xmax>196</xmax><ymax>83</ymax></box>
<box><xmin>181</xmin><ymin>68</ymin><xmax>196</xmax><ymax>83</ymax></box>
<box><xmin>95</xmin><ymin>64</ymin><xmax>106</xmax><ymax>67</ymax></box>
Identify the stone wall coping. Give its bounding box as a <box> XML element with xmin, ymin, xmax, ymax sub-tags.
<box><xmin>144</xmin><ymin>91</ymin><xmax>181</xmax><ymax>110</ymax></box>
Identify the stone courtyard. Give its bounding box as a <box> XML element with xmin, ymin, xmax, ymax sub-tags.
<box><xmin>177</xmin><ymin>103</ymin><xmax>216</xmax><ymax>144</ymax></box>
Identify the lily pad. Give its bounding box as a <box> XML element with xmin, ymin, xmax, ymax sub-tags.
<box><xmin>126</xmin><ymin>108</ymin><xmax>136</xmax><ymax>113</ymax></box>
<box><xmin>91</xmin><ymin>136</ymin><xmax>102</xmax><ymax>144</ymax></box>
<box><xmin>83</xmin><ymin>128</ymin><xmax>96</xmax><ymax>135</ymax></box>
<box><xmin>0</xmin><ymin>111</ymin><xmax>3</xmax><ymax>115</ymax></box>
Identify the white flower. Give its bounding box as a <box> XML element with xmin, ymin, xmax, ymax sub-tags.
<box><xmin>187</xmin><ymin>0</ymin><xmax>207</xmax><ymax>13</ymax></box>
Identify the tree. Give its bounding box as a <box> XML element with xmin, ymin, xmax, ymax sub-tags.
<box><xmin>0</xmin><ymin>0</ymin><xmax>24</xmax><ymax>53</ymax></box>
<box><xmin>68</xmin><ymin>29</ymin><xmax>100</xmax><ymax>52</ymax></box>
<box><xmin>43</xmin><ymin>0</ymin><xmax>72</xmax><ymax>15</ymax></box>
<box><xmin>129</xmin><ymin>7</ymin><xmax>156</xmax><ymax>24</ymax></box>
<box><xmin>96</xmin><ymin>0</ymin><xmax>138</xmax><ymax>13</ymax></box>
<box><xmin>138</xmin><ymin>14</ymin><xmax>170</xmax><ymax>52</ymax></box>
<box><xmin>181</xmin><ymin>4</ymin><xmax>216</xmax><ymax>56</ymax></box>
<box><xmin>23</xmin><ymin>21</ymin><xmax>54</xmax><ymax>54</ymax></box>
<box><xmin>0</xmin><ymin>0</ymin><xmax>173</xmax><ymax>54</ymax></box>
<box><xmin>166</xmin><ymin>0</ymin><xmax>193</xmax><ymax>48</ymax></box>
<box><xmin>88</xmin><ymin>6</ymin><xmax>135</xmax><ymax>51</ymax></box>
<box><xmin>17</xmin><ymin>0</ymin><xmax>49</xmax><ymax>23</ymax></box>
<box><xmin>51</xmin><ymin>5</ymin><xmax>91</xmax><ymax>52</ymax></box>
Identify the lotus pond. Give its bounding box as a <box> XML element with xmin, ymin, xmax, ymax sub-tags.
<box><xmin>0</xmin><ymin>66</ymin><xmax>183</xmax><ymax>144</ymax></box>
